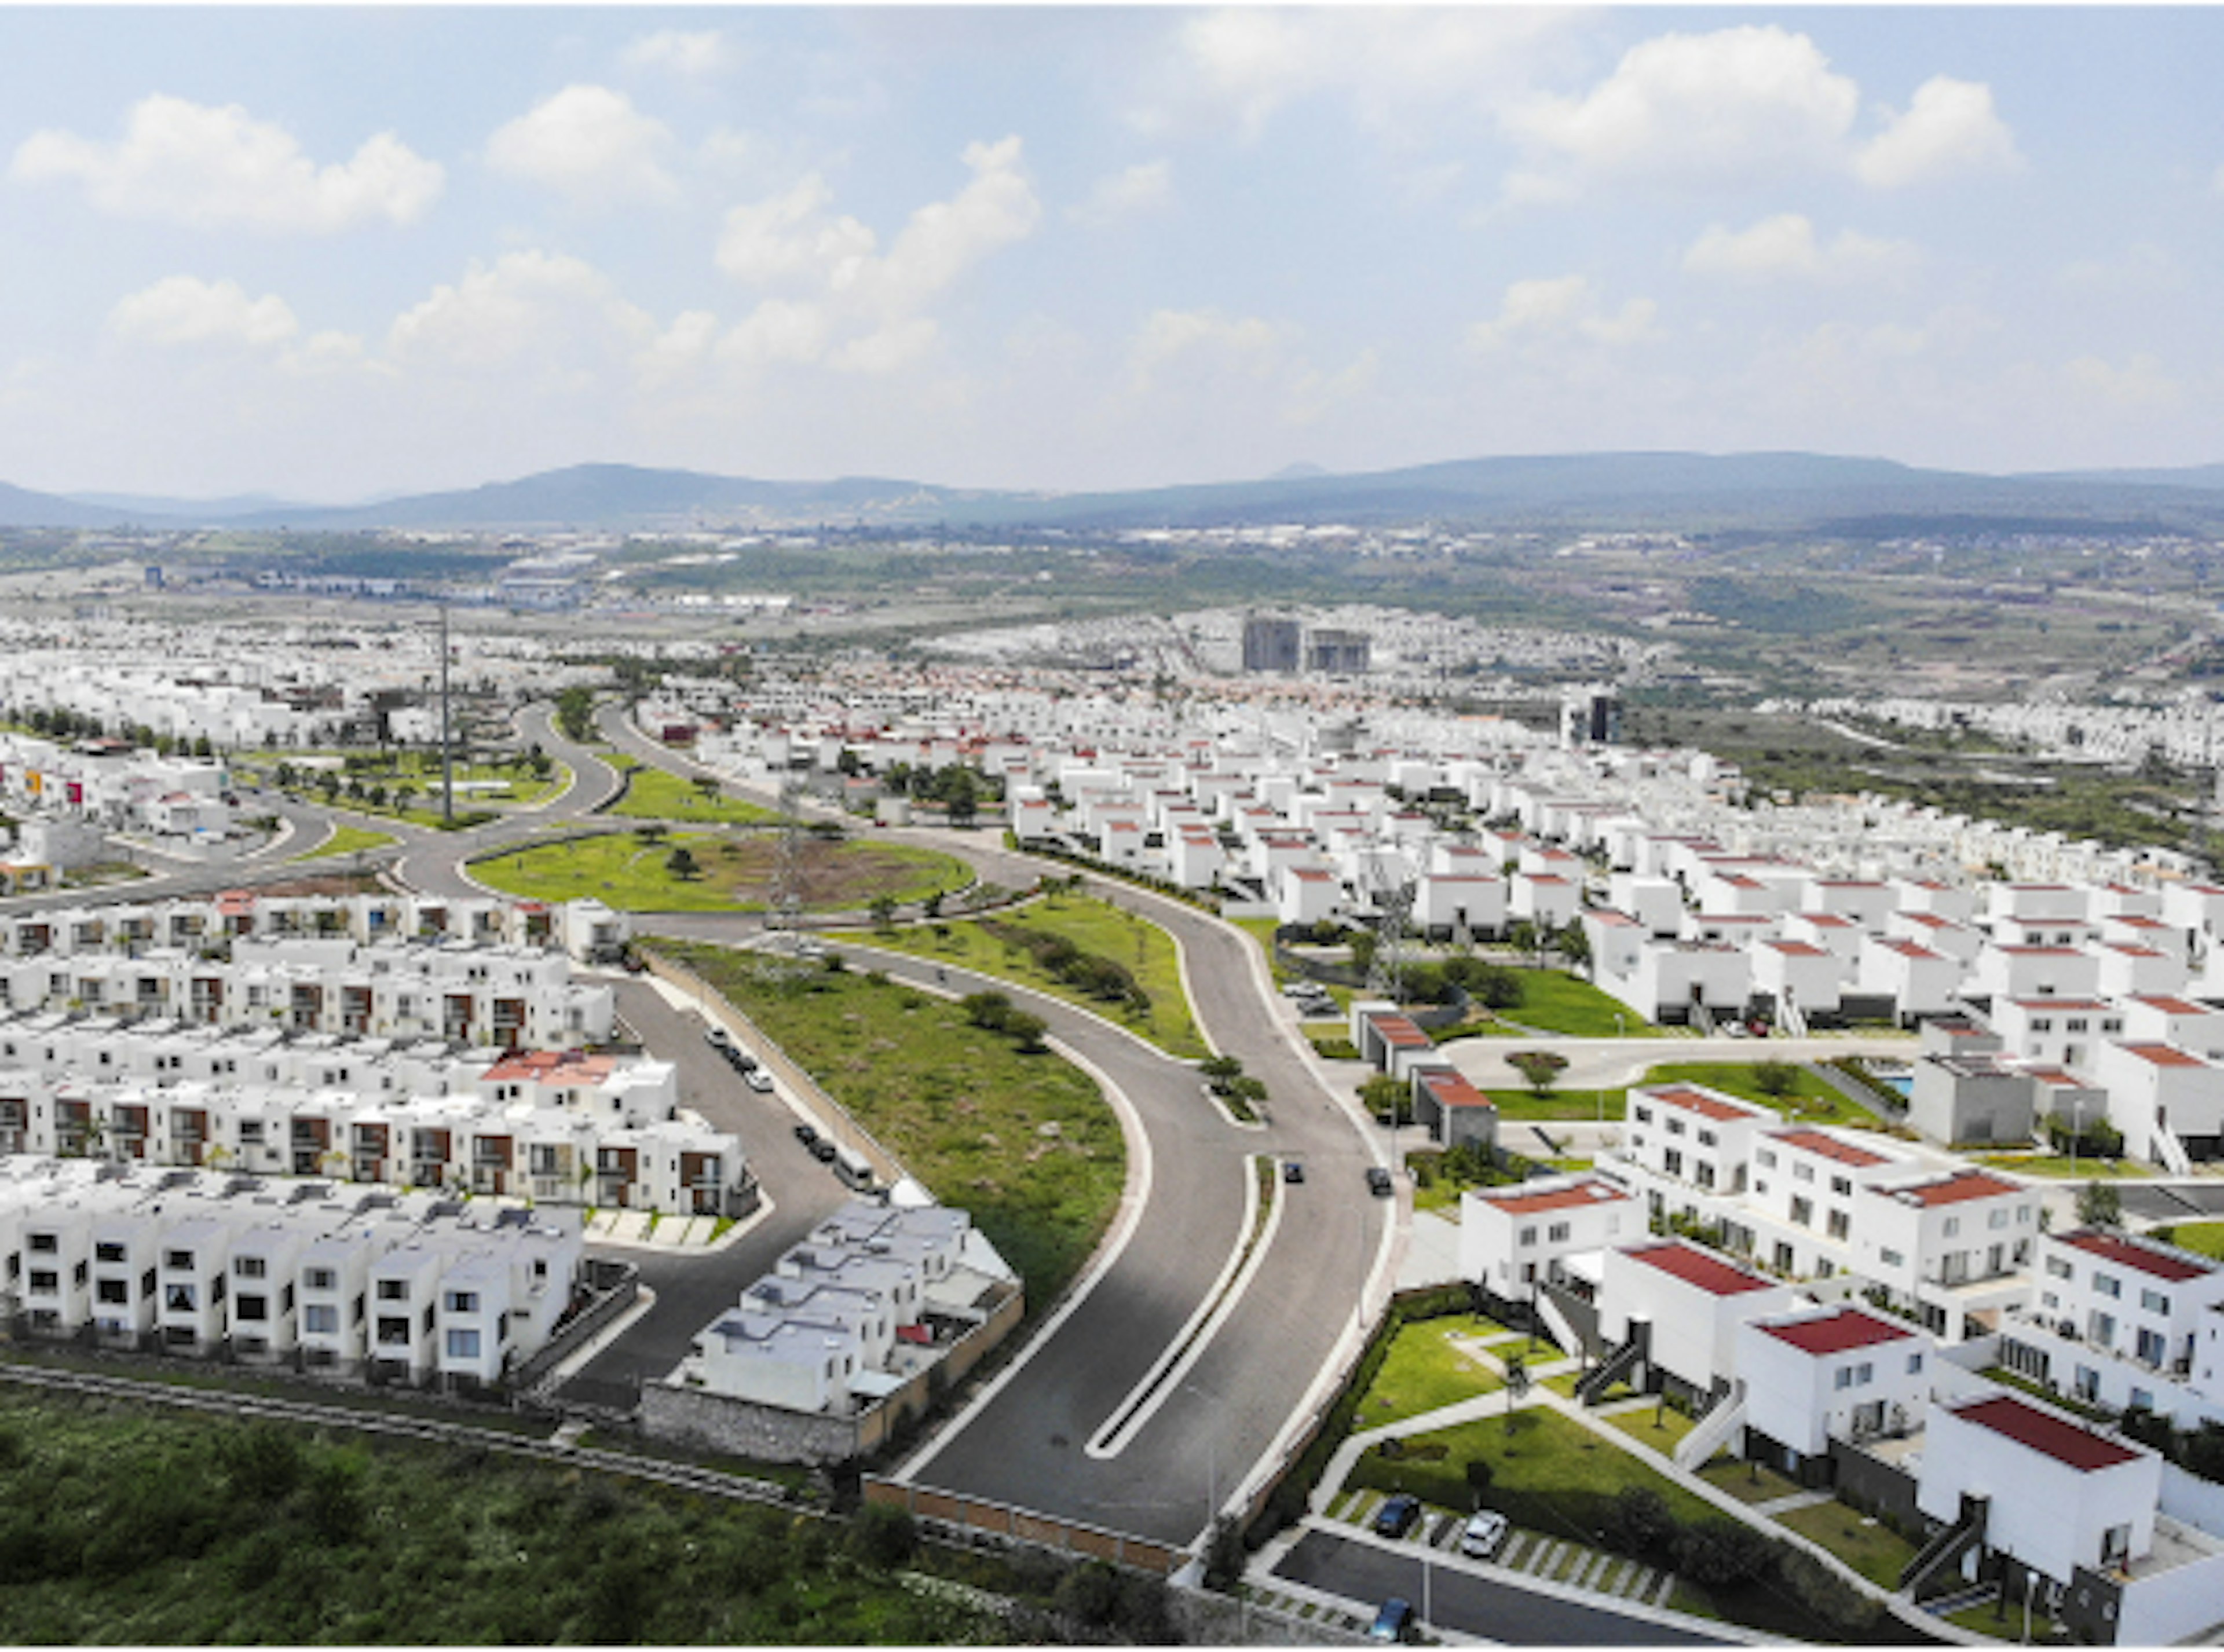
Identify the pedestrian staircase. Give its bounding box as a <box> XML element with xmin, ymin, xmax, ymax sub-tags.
<box><xmin>2153</xmin><ymin>1122</ymin><xmax>2193</xmax><ymax>1178</ymax></box>
<box><xmin>1673</xmin><ymin>1384</ymin><xmax>1746</xmax><ymax>1471</ymax></box>
<box><xmin>1901</xmin><ymin>1493</ymin><xmax>1988</xmax><ymax>1600</ymax></box>
<box><xmin>1575</xmin><ymin>1322</ymin><xmax>1648</xmax><ymax>1406</ymax></box>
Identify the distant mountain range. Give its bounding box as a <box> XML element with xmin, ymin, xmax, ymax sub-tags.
<box><xmin>10</xmin><ymin>452</ymin><xmax>2224</xmax><ymax>536</ymax></box>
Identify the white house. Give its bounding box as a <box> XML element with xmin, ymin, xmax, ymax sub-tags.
<box><xmin>1599</xmin><ymin>1237</ymin><xmax>1800</xmax><ymax>1403</ymax></box>
<box><xmin>1737</xmin><ymin>1303</ymin><xmax>1932</xmax><ymax>1478</ymax></box>
<box><xmin>1458</xmin><ymin>1171</ymin><xmax>1638</xmax><ymax>1306</ymax></box>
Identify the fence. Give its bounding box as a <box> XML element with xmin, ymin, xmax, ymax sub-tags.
<box><xmin>864</xmin><ymin>1475</ymin><xmax>1183</xmax><ymax>1576</ymax></box>
<box><xmin>638</xmin><ymin>946</ymin><xmax>909</xmax><ymax>1187</ymax></box>
<box><xmin>512</xmin><ymin>1257</ymin><xmax>640</xmax><ymax>1395</ymax></box>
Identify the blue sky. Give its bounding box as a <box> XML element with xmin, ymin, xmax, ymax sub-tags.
<box><xmin>2</xmin><ymin>6</ymin><xmax>2218</xmax><ymax>501</ymax></box>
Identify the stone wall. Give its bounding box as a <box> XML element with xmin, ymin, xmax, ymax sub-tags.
<box><xmin>641</xmin><ymin>1380</ymin><xmax>864</xmax><ymax>1465</ymax></box>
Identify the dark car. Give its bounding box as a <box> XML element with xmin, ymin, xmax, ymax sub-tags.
<box><xmin>1282</xmin><ymin>1159</ymin><xmax>1305</xmax><ymax>1185</ymax></box>
<box><xmin>810</xmin><ymin>1138</ymin><xmax>839</xmax><ymax>1164</ymax></box>
<box><xmin>792</xmin><ymin>1122</ymin><xmax>819</xmax><ymax>1148</ymax></box>
<box><xmin>1366</xmin><ymin>1598</ymin><xmax>1415</xmax><ymax>1643</ymax></box>
<box><xmin>1366</xmin><ymin>1166</ymin><xmax>1394</xmax><ymax>1197</ymax></box>
<box><xmin>1372</xmin><ymin>1494</ymin><xmax>1421</xmax><ymax>1539</ymax></box>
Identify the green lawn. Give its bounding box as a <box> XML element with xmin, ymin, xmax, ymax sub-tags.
<box><xmin>473</xmin><ymin>832</ymin><xmax>970</xmax><ymax>914</ymax></box>
<box><xmin>1773</xmin><ymin>1499</ymin><xmax>1919</xmax><ymax>1590</ymax></box>
<box><xmin>657</xmin><ymin>942</ymin><xmax>1124</xmax><ymax>1317</ymax></box>
<box><xmin>1696</xmin><ymin>1454</ymin><xmax>1804</xmax><ymax>1507</ymax></box>
<box><xmin>2160</xmin><ymin>1221</ymin><xmax>2224</xmax><ymax>1258</ymax></box>
<box><xmin>854</xmin><ymin>894</ymin><xmax>1207</xmax><ymax>1059</ymax></box>
<box><xmin>1348</xmin><ymin>1406</ymin><xmax>1716</xmax><ymax>1537</ymax></box>
<box><xmin>1484</xmin><ymin>971</ymin><xmax>1654</xmax><ymax>1038</ymax></box>
<box><xmin>1976</xmin><ymin>1152</ymin><xmax>2153</xmax><ymax>1180</ymax></box>
<box><xmin>1945</xmin><ymin>1595</ymin><xmax>2062</xmax><ymax>1642</ymax></box>
<box><xmin>1349</xmin><ymin>1320</ymin><xmax>1505</xmax><ymax>1431</ymax></box>
<box><xmin>1601</xmin><ymin>1400</ymin><xmax>1699</xmax><ymax>1457</ymax></box>
<box><xmin>1231</xmin><ymin>915</ymin><xmax>1287</xmax><ymax>981</ymax></box>
<box><xmin>604</xmin><ymin>764</ymin><xmax>781</xmax><ymax>825</ymax></box>
<box><xmin>291</xmin><ymin>823</ymin><xmax>396</xmax><ymax>862</ymax></box>
<box><xmin>1640</xmin><ymin>1060</ymin><xmax>1863</xmax><ymax>1124</ymax></box>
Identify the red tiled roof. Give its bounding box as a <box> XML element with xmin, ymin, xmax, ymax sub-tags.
<box><xmin>1766</xmin><ymin>940</ymin><xmax>1829</xmax><ymax>958</ymax></box>
<box><xmin>1417</xmin><ymin>1069</ymin><xmax>1495</xmax><ymax>1111</ymax></box>
<box><xmin>1949</xmin><ymin>1395</ymin><xmax>2141</xmax><ymax>1473</ymax></box>
<box><xmin>1365</xmin><ymin>1012</ymin><xmax>1432</xmax><ymax>1048</ymax></box>
<box><xmin>1758</xmin><ymin>1306</ymin><xmax>1914</xmax><ymax>1357</ymax></box>
<box><xmin>2128</xmin><ymin>995</ymin><xmax>2208</xmax><ymax>1015</ymax></box>
<box><xmin>1772</xmin><ymin>1127</ymin><xmax>1890</xmax><ymax>1169</ymax></box>
<box><xmin>1649</xmin><ymin>1085</ymin><xmax>1761</xmax><ymax>1124</ymax></box>
<box><xmin>2007</xmin><ymin>997</ymin><xmax>2108</xmax><ymax>1011</ymax></box>
<box><xmin>1483</xmin><ymin>1178</ymin><xmax>1630</xmax><ymax>1217</ymax></box>
<box><xmin>1875</xmin><ymin>939</ymin><xmax>1943</xmax><ymax>960</ymax></box>
<box><xmin>1879</xmin><ymin>1169</ymin><xmax>2022</xmax><ymax>1208</ymax></box>
<box><xmin>2120</xmin><ymin>1042</ymin><xmax>2207</xmax><ymax>1068</ymax></box>
<box><xmin>1623</xmin><ymin>1240</ymin><xmax>1775</xmax><ymax>1297</ymax></box>
<box><xmin>482</xmin><ymin>1049</ymin><xmax>616</xmax><ymax>1085</ymax></box>
<box><xmin>2058</xmin><ymin>1229</ymin><xmax>2212</xmax><ymax>1284</ymax></box>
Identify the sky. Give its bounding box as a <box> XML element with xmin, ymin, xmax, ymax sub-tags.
<box><xmin>1</xmin><ymin>5</ymin><xmax>2219</xmax><ymax>503</ymax></box>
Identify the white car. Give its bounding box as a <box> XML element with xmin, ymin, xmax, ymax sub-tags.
<box><xmin>1460</xmin><ymin>1510</ymin><xmax>1510</xmax><ymax>1559</ymax></box>
<box><xmin>743</xmin><ymin>1069</ymin><xmax>774</xmax><ymax>1093</ymax></box>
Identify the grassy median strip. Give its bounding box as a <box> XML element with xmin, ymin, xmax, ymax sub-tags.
<box><xmin>859</xmin><ymin>893</ymin><xmax>1208</xmax><ymax>1060</ymax></box>
<box><xmin>659</xmin><ymin>942</ymin><xmax>1124</xmax><ymax>1318</ymax></box>
<box><xmin>602</xmin><ymin>764</ymin><xmax>781</xmax><ymax>826</ymax></box>
<box><xmin>291</xmin><ymin>824</ymin><xmax>397</xmax><ymax>862</ymax></box>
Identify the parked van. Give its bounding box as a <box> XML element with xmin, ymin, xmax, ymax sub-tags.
<box><xmin>832</xmin><ymin>1145</ymin><xmax>875</xmax><ymax>1192</ymax></box>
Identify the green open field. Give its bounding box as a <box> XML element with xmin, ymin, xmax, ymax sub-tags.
<box><xmin>473</xmin><ymin>832</ymin><xmax>970</xmax><ymax>914</ymax></box>
<box><xmin>1348</xmin><ymin>1405</ymin><xmax>1717</xmax><ymax>1534</ymax></box>
<box><xmin>857</xmin><ymin>893</ymin><xmax>1206</xmax><ymax>1059</ymax></box>
<box><xmin>603</xmin><ymin>764</ymin><xmax>781</xmax><ymax>825</ymax></box>
<box><xmin>291</xmin><ymin>823</ymin><xmax>397</xmax><ymax>862</ymax></box>
<box><xmin>0</xmin><ymin>1388</ymin><xmax>996</xmax><ymax>1644</ymax></box>
<box><xmin>659</xmin><ymin>942</ymin><xmax>1124</xmax><ymax>1315</ymax></box>
<box><xmin>1475</xmin><ymin>970</ymin><xmax>1656</xmax><ymax>1038</ymax></box>
<box><xmin>2159</xmin><ymin>1221</ymin><xmax>2224</xmax><ymax>1258</ymax></box>
<box><xmin>1349</xmin><ymin>1318</ymin><xmax>1505</xmax><ymax>1431</ymax></box>
<box><xmin>1976</xmin><ymin>1152</ymin><xmax>2153</xmax><ymax>1180</ymax></box>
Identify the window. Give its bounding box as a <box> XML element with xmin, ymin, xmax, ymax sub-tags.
<box><xmin>1881</xmin><ymin>1247</ymin><xmax>1905</xmax><ymax>1268</ymax></box>
<box><xmin>95</xmin><ymin>1241</ymin><xmax>126</xmax><ymax>1263</ymax></box>
<box><xmin>2090</xmin><ymin>1312</ymin><xmax>2117</xmax><ymax>1345</ymax></box>
<box><xmin>1518</xmin><ymin>1226</ymin><xmax>1537</xmax><ymax>1246</ymax></box>
<box><xmin>1989</xmin><ymin>1208</ymin><xmax>2009</xmax><ymax>1229</ymax></box>
<box><xmin>302</xmin><ymin>1304</ymin><xmax>337</xmax><ymax>1335</ymax></box>
<box><xmin>2066</xmin><ymin>1017</ymin><xmax>2088</xmax><ymax>1033</ymax></box>
<box><xmin>28</xmin><ymin>1233</ymin><xmax>57</xmax><ymax>1254</ymax></box>
<box><xmin>1548</xmin><ymin>1222</ymin><xmax>1570</xmax><ymax>1243</ymax></box>
<box><xmin>236</xmin><ymin>1295</ymin><xmax>267</xmax><ymax>1322</ymax></box>
<box><xmin>1834</xmin><ymin>1365</ymin><xmax>1862</xmax><ymax>1390</ymax></box>
<box><xmin>305</xmin><ymin>1268</ymin><xmax>336</xmax><ymax>1292</ymax></box>
<box><xmin>235</xmin><ymin>1256</ymin><xmax>266</xmax><ymax>1280</ymax></box>
<box><xmin>2046</xmin><ymin>1257</ymin><xmax>2073</xmax><ymax>1279</ymax></box>
<box><xmin>1666</xmin><ymin>1117</ymin><xmax>1685</xmax><ymax>1137</ymax></box>
<box><xmin>2141</xmin><ymin>1289</ymin><xmax>2170</xmax><ymax>1315</ymax></box>
<box><xmin>1794</xmin><ymin>1162</ymin><xmax>1815</xmax><ymax>1183</ymax></box>
<box><xmin>1906</xmin><ymin>1352</ymin><xmax>1923</xmax><ymax>1375</ymax></box>
<box><xmin>444</xmin><ymin>1328</ymin><xmax>481</xmax><ymax>1360</ymax></box>
<box><xmin>2095</xmin><ymin>1273</ymin><xmax>2121</xmax><ymax>1298</ymax></box>
<box><xmin>2031</xmin><ymin>1018</ymin><xmax>2053</xmax><ymax>1033</ymax></box>
<box><xmin>1757</xmin><ymin>1148</ymin><xmax>1777</xmax><ymax>1169</ymax></box>
<box><xmin>96</xmin><ymin>1279</ymin><xmax>129</xmax><ymax>1305</ymax></box>
<box><xmin>1698</xmin><ymin>1130</ymin><xmax>1717</xmax><ymax>1148</ymax></box>
<box><xmin>1827</xmin><ymin>1209</ymin><xmax>1850</xmax><ymax>1241</ymax></box>
<box><xmin>1943</xmin><ymin>1218</ymin><xmax>1960</xmax><ymax>1237</ymax></box>
<box><xmin>1831</xmin><ymin>1175</ymin><xmax>1852</xmax><ymax>1197</ymax></box>
<box><xmin>444</xmin><ymin>1290</ymin><xmax>480</xmax><ymax>1313</ymax></box>
<box><xmin>1791</xmin><ymin>1195</ymin><xmax>1815</xmax><ymax>1228</ymax></box>
<box><xmin>375</xmin><ymin>1279</ymin><xmax>408</xmax><ymax>1301</ymax></box>
<box><xmin>28</xmin><ymin>1269</ymin><xmax>57</xmax><ymax>1293</ymax></box>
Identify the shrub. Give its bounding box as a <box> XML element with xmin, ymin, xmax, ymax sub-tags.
<box><xmin>843</xmin><ymin>1501</ymin><xmax>917</xmax><ymax>1569</ymax></box>
<box><xmin>1672</xmin><ymin>1517</ymin><xmax>1776</xmax><ymax>1587</ymax></box>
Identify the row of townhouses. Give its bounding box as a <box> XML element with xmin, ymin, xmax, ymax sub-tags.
<box><xmin>0</xmin><ymin>1021</ymin><xmax>751</xmax><ymax>1217</ymax></box>
<box><xmin>0</xmin><ymin>891</ymin><xmax>630</xmax><ymax>966</ymax></box>
<box><xmin>1459</xmin><ymin>1159</ymin><xmax>2224</xmax><ymax>1644</ymax></box>
<box><xmin>0</xmin><ymin>1158</ymin><xmax>584</xmax><ymax>1387</ymax></box>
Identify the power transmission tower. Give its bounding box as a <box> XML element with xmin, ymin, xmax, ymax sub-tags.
<box><xmin>1365</xmin><ymin>845</ymin><xmax>1415</xmax><ymax>1007</ymax></box>
<box><xmin>755</xmin><ymin>774</ymin><xmax>811</xmax><ymax>983</ymax></box>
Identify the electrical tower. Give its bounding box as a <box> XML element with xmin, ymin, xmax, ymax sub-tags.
<box><xmin>755</xmin><ymin>774</ymin><xmax>811</xmax><ymax>983</ymax></box>
<box><xmin>1364</xmin><ymin>844</ymin><xmax>1415</xmax><ymax>1007</ymax></box>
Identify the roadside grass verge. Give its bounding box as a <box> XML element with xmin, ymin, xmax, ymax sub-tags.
<box><xmin>291</xmin><ymin>824</ymin><xmax>396</xmax><ymax>862</ymax></box>
<box><xmin>858</xmin><ymin>893</ymin><xmax>1206</xmax><ymax>1059</ymax></box>
<box><xmin>656</xmin><ymin>941</ymin><xmax>1124</xmax><ymax>1317</ymax></box>
<box><xmin>473</xmin><ymin>832</ymin><xmax>969</xmax><ymax>914</ymax></box>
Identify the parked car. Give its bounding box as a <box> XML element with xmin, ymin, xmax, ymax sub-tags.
<box><xmin>705</xmin><ymin>1027</ymin><xmax>732</xmax><ymax>1050</ymax></box>
<box><xmin>1460</xmin><ymin>1509</ymin><xmax>1510</xmax><ymax>1559</ymax></box>
<box><xmin>810</xmin><ymin>1138</ymin><xmax>839</xmax><ymax>1164</ymax></box>
<box><xmin>1366</xmin><ymin>1166</ymin><xmax>1394</xmax><ymax>1197</ymax></box>
<box><xmin>1372</xmin><ymin>1494</ymin><xmax>1421</xmax><ymax>1539</ymax></box>
<box><xmin>792</xmin><ymin>1122</ymin><xmax>819</xmax><ymax>1148</ymax></box>
<box><xmin>1282</xmin><ymin>1159</ymin><xmax>1305</xmax><ymax>1185</ymax></box>
<box><xmin>744</xmin><ymin>1069</ymin><xmax>774</xmax><ymax>1093</ymax></box>
<box><xmin>1366</xmin><ymin>1598</ymin><xmax>1415</xmax><ymax>1643</ymax></box>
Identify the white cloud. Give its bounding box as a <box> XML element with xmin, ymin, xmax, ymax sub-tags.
<box><xmin>622</xmin><ymin>28</ymin><xmax>732</xmax><ymax>80</ymax></box>
<box><xmin>12</xmin><ymin>93</ymin><xmax>441</xmax><ymax>232</ymax></box>
<box><xmin>1683</xmin><ymin>214</ymin><xmax>1921</xmax><ymax>283</ymax></box>
<box><xmin>715</xmin><ymin>137</ymin><xmax>1039</xmax><ymax>371</ymax></box>
<box><xmin>716</xmin><ymin>174</ymin><xmax>876</xmax><ymax>288</ymax></box>
<box><xmin>2064</xmin><ymin>352</ymin><xmax>2181</xmax><ymax>413</ymax></box>
<box><xmin>2058</xmin><ymin>241</ymin><xmax>2185</xmax><ymax>295</ymax></box>
<box><xmin>386</xmin><ymin>250</ymin><xmax>655</xmax><ymax>372</ymax></box>
<box><xmin>1505</xmin><ymin>27</ymin><xmax>1859</xmax><ymax>199</ymax></box>
<box><xmin>1069</xmin><ymin>160</ymin><xmax>1172</xmax><ymax>225</ymax></box>
<box><xmin>108</xmin><ymin>275</ymin><xmax>299</xmax><ymax>349</ymax></box>
<box><xmin>1469</xmin><ymin>275</ymin><xmax>1659</xmax><ymax>350</ymax></box>
<box><xmin>1854</xmin><ymin>76</ymin><xmax>2021</xmax><ymax>188</ymax></box>
<box><xmin>484</xmin><ymin>85</ymin><xmax>676</xmax><ymax>207</ymax></box>
<box><xmin>1159</xmin><ymin>8</ymin><xmax>1576</xmax><ymax>141</ymax></box>
<box><xmin>1127</xmin><ymin>307</ymin><xmax>1283</xmax><ymax>394</ymax></box>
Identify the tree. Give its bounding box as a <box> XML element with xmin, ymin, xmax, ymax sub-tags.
<box><xmin>1508</xmin><ymin>1049</ymin><xmax>1568</xmax><ymax>1098</ymax></box>
<box><xmin>1199</xmin><ymin>1054</ymin><xmax>1245</xmax><ymax>1094</ymax></box>
<box><xmin>868</xmin><ymin>895</ymin><xmax>898</xmax><ymax>933</ymax></box>
<box><xmin>692</xmin><ymin>775</ymin><xmax>719</xmax><ymax>805</ymax></box>
<box><xmin>1360</xmin><ymin>1073</ymin><xmax>1411</xmax><ymax>1125</ymax></box>
<box><xmin>1750</xmin><ymin>1059</ymin><xmax>1801</xmax><ymax>1100</ymax></box>
<box><xmin>634</xmin><ymin>823</ymin><xmax>669</xmax><ymax>849</ymax></box>
<box><xmin>554</xmin><ymin>686</ymin><xmax>595</xmax><ymax>742</ymax></box>
<box><xmin>1553</xmin><ymin>920</ymin><xmax>1592</xmax><ymax>973</ymax></box>
<box><xmin>664</xmin><ymin>846</ymin><xmax>700</xmax><ymax>881</ymax></box>
<box><xmin>2076</xmin><ymin>1178</ymin><xmax>2124</xmax><ymax>1228</ymax></box>
<box><xmin>1506</xmin><ymin>920</ymin><xmax>1541</xmax><ymax>962</ymax></box>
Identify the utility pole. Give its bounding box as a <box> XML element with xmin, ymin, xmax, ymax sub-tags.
<box><xmin>438</xmin><ymin>604</ymin><xmax>454</xmax><ymax>826</ymax></box>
